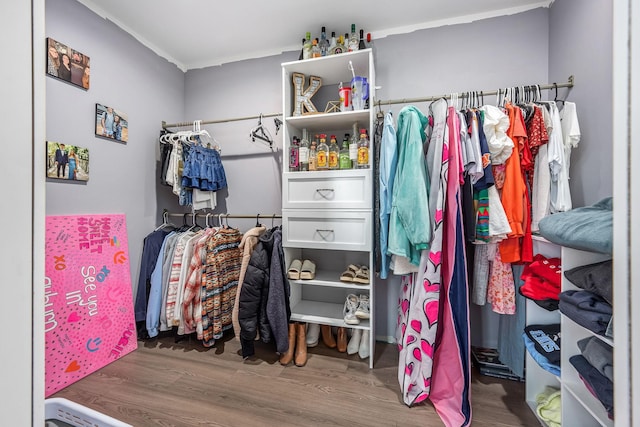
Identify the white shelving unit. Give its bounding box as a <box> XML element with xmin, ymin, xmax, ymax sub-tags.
<box><xmin>560</xmin><ymin>247</ymin><xmax>613</xmax><ymax>427</ymax></box>
<box><xmin>281</xmin><ymin>49</ymin><xmax>376</xmax><ymax>368</ymax></box>
<box><xmin>525</xmin><ymin>239</ymin><xmax>614</xmax><ymax>426</ymax></box>
<box><xmin>525</xmin><ymin>236</ymin><xmax>562</xmax><ymax>422</ymax></box>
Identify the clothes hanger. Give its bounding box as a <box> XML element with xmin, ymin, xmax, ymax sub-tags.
<box><xmin>250</xmin><ymin>114</ymin><xmax>274</xmax><ymax>150</ymax></box>
<box><xmin>154</xmin><ymin>210</ymin><xmax>176</xmax><ymax>231</ymax></box>
<box><xmin>273</xmin><ymin>117</ymin><xmax>283</xmax><ymax>135</ymax></box>
<box><xmin>255</xmin><ymin>213</ymin><xmax>261</xmax><ymax>227</ymax></box>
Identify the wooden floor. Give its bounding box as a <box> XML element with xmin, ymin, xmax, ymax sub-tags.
<box><xmin>52</xmin><ymin>333</ymin><xmax>541</xmax><ymax>426</ymax></box>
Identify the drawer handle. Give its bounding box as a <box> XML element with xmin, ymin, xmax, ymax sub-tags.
<box><xmin>315</xmin><ymin>229</ymin><xmax>334</xmax><ymax>240</ymax></box>
<box><xmin>315</xmin><ymin>188</ymin><xmax>335</xmax><ymax>199</ymax></box>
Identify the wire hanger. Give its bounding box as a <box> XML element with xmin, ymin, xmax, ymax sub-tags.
<box><xmin>274</xmin><ymin>117</ymin><xmax>283</xmax><ymax>135</ymax></box>
<box><xmin>250</xmin><ymin>114</ymin><xmax>274</xmax><ymax>150</ymax></box>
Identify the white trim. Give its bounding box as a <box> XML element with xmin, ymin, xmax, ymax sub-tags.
<box><xmin>74</xmin><ymin>0</ymin><xmax>188</xmax><ymax>72</ymax></box>
<box><xmin>33</xmin><ymin>0</ymin><xmax>46</xmax><ymax>423</ymax></box>
<box><xmin>371</xmin><ymin>1</ymin><xmax>552</xmax><ymax>40</ymax></box>
<box><xmin>612</xmin><ymin>0</ymin><xmax>631</xmax><ymax>425</ymax></box>
<box><xmin>76</xmin><ymin>0</ymin><xmax>552</xmax><ymax>71</ymax></box>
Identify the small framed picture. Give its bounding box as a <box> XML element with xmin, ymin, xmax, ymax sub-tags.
<box><xmin>95</xmin><ymin>103</ymin><xmax>129</xmax><ymax>143</ymax></box>
<box><xmin>46</xmin><ymin>141</ymin><xmax>90</xmax><ymax>182</ymax></box>
<box><xmin>46</xmin><ymin>37</ymin><xmax>90</xmax><ymax>90</ymax></box>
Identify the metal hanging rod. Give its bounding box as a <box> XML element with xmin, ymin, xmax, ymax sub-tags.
<box><xmin>165</xmin><ymin>212</ymin><xmax>281</xmax><ymax>220</ymax></box>
<box><xmin>162</xmin><ymin>112</ymin><xmax>282</xmax><ymax>130</ymax></box>
<box><xmin>380</xmin><ymin>76</ymin><xmax>574</xmax><ymax>106</ymax></box>
<box><xmin>161</xmin><ymin>75</ymin><xmax>573</xmax><ymax>130</ymax></box>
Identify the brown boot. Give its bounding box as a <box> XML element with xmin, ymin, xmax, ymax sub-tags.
<box><xmin>336</xmin><ymin>327</ymin><xmax>347</xmax><ymax>353</ymax></box>
<box><xmin>279</xmin><ymin>323</ymin><xmax>296</xmax><ymax>365</ymax></box>
<box><xmin>321</xmin><ymin>325</ymin><xmax>336</xmax><ymax>348</ymax></box>
<box><xmin>294</xmin><ymin>322</ymin><xmax>308</xmax><ymax>367</ymax></box>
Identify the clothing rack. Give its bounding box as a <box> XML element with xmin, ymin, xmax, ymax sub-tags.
<box><xmin>160</xmin><ymin>76</ymin><xmax>574</xmax><ymax>130</ymax></box>
<box><xmin>162</xmin><ymin>112</ymin><xmax>281</xmax><ymax>130</ymax></box>
<box><xmin>165</xmin><ymin>212</ymin><xmax>281</xmax><ymax>220</ymax></box>
<box><xmin>381</xmin><ymin>75</ymin><xmax>574</xmax><ymax>106</ymax></box>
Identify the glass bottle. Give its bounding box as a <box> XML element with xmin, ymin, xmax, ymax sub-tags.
<box><xmin>298</xmin><ymin>39</ymin><xmax>305</xmax><ymax>60</ymax></box>
<box><xmin>303</xmin><ymin>32</ymin><xmax>312</xmax><ymax>60</ymax></box>
<box><xmin>328</xmin><ymin>31</ymin><xmax>337</xmax><ymax>53</ymax></box>
<box><xmin>289</xmin><ymin>136</ymin><xmax>300</xmax><ymax>171</ymax></box>
<box><xmin>299</xmin><ymin>129</ymin><xmax>310</xmax><ymax>171</ymax></box>
<box><xmin>348</xmin><ymin>24</ymin><xmax>359</xmax><ymax>52</ymax></box>
<box><xmin>339</xmin><ymin>135</ymin><xmax>351</xmax><ymax>169</ymax></box>
<box><xmin>349</xmin><ymin>127</ymin><xmax>358</xmax><ymax>169</ymax></box>
<box><xmin>331</xmin><ymin>35</ymin><xmax>345</xmax><ymax>55</ymax></box>
<box><xmin>308</xmin><ymin>140</ymin><xmax>318</xmax><ymax>171</ymax></box>
<box><xmin>320</xmin><ymin>26</ymin><xmax>328</xmax><ymax>57</ymax></box>
<box><xmin>357</xmin><ymin>128</ymin><xmax>370</xmax><ymax>169</ymax></box>
<box><xmin>328</xmin><ymin>135</ymin><xmax>339</xmax><ymax>170</ymax></box>
<box><xmin>317</xmin><ymin>133</ymin><xmax>329</xmax><ymax>170</ymax></box>
<box><xmin>358</xmin><ymin>29</ymin><xmax>366</xmax><ymax>50</ymax></box>
<box><xmin>311</xmin><ymin>38</ymin><xmax>321</xmax><ymax>58</ymax></box>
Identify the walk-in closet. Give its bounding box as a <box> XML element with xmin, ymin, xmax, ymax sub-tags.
<box><xmin>3</xmin><ymin>0</ymin><xmax>639</xmax><ymax>425</ymax></box>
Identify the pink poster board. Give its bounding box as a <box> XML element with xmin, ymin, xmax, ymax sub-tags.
<box><xmin>45</xmin><ymin>214</ymin><xmax>137</xmax><ymax>397</ymax></box>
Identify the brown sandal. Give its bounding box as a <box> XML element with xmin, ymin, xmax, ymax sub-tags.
<box><xmin>339</xmin><ymin>264</ymin><xmax>359</xmax><ymax>282</ymax></box>
<box><xmin>353</xmin><ymin>266</ymin><xmax>370</xmax><ymax>284</ymax></box>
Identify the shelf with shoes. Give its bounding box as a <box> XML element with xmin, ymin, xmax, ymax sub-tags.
<box><xmin>281</xmin><ymin>49</ymin><xmax>376</xmax><ymax>368</ymax></box>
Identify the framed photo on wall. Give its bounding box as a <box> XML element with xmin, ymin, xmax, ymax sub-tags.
<box><xmin>95</xmin><ymin>103</ymin><xmax>129</xmax><ymax>143</ymax></box>
<box><xmin>46</xmin><ymin>141</ymin><xmax>90</xmax><ymax>182</ymax></box>
<box><xmin>46</xmin><ymin>37</ymin><xmax>90</xmax><ymax>90</ymax></box>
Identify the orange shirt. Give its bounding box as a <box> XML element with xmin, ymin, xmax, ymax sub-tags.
<box><xmin>499</xmin><ymin>103</ymin><xmax>528</xmax><ymax>263</ymax></box>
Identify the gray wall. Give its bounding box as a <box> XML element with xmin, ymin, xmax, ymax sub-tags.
<box><xmin>184</xmin><ymin>8</ymin><xmax>551</xmax><ymax>342</ymax></box>
<box><xmin>549</xmin><ymin>0</ymin><xmax>613</xmax><ymax>207</ymax></box>
<box><xmin>45</xmin><ymin>0</ymin><xmax>185</xmax><ymax>292</ymax></box>
<box><xmin>45</xmin><ymin>0</ymin><xmax>613</xmax><ymax>343</ymax></box>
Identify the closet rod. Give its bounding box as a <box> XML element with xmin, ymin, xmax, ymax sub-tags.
<box><xmin>162</xmin><ymin>112</ymin><xmax>282</xmax><ymax>130</ymax></box>
<box><xmin>161</xmin><ymin>75</ymin><xmax>574</xmax><ymax>130</ymax></box>
<box><xmin>165</xmin><ymin>212</ymin><xmax>281</xmax><ymax>220</ymax></box>
<box><xmin>380</xmin><ymin>75</ymin><xmax>574</xmax><ymax>106</ymax></box>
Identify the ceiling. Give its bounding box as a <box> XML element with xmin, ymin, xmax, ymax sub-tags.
<box><xmin>76</xmin><ymin>0</ymin><xmax>552</xmax><ymax>72</ymax></box>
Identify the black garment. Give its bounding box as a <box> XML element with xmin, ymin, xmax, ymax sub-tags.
<box><xmin>159</xmin><ymin>139</ymin><xmax>173</xmax><ymax>185</ymax></box>
<box><xmin>238</xmin><ymin>227</ymin><xmax>290</xmax><ymax>358</ymax></box>
<box><xmin>134</xmin><ymin>229</ymin><xmax>170</xmax><ymax>322</ymax></box>
<box><xmin>524</xmin><ymin>324</ymin><xmax>561</xmax><ymax>365</ymax></box>
<box><xmin>564</xmin><ymin>260</ymin><xmax>613</xmax><ymax>304</ymax></box>
<box><xmin>570</xmin><ymin>355</ymin><xmax>614</xmax><ymax>419</ymax></box>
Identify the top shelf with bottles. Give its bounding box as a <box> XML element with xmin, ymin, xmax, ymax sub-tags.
<box><xmin>281</xmin><ymin>49</ymin><xmax>372</xmax><ymax>92</ymax></box>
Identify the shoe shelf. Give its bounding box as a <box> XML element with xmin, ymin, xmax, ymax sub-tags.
<box><xmin>290</xmin><ymin>300</ymin><xmax>370</xmax><ymax>330</ymax></box>
<box><xmin>289</xmin><ymin>269</ymin><xmax>371</xmax><ymax>290</ymax></box>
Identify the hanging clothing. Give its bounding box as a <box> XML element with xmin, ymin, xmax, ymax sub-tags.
<box><xmin>559</xmin><ymin>101</ymin><xmax>581</xmax><ymax>211</ymax></box>
<box><xmin>397</xmin><ymin>101</ymin><xmax>447</xmax><ymax>406</ymax></box>
<box><xmin>232</xmin><ymin>226</ymin><xmax>266</xmax><ymax>341</ymax></box>
<box><xmin>429</xmin><ymin>106</ymin><xmax>471</xmax><ymax>427</ymax></box>
<box><xmin>146</xmin><ymin>231</ymin><xmax>175</xmax><ymax>338</ymax></box>
<box><xmin>378</xmin><ymin>112</ymin><xmax>398</xmax><ymax>279</ymax></box>
<box><xmin>545</xmin><ymin>101</ymin><xmax>568</xmax><ymax>214</ymax></box>
<box><xmin>480</xmin><ymin>105</ymin><xmax>514</xmax><ymax>165</ymax></box>
<box><xmin>497</xmin><ymin>264</ymin><xmax>527</xmax><ymax>378</ymax></box>
<box><xmin>388</xmin><ymin>106</ymin><xmax>431</xmax><ymax>267</ymax></box>
<box><xmin>134</xmin><ymin>229</ymin><xmax>171</xmax><ymax>322</ymax></box>
<box><xmin>498</xmin><ymin>103</ymin><xmax>528</xmax><ymax>263</ymax></box>
<box><xmin>201</xmin><ymin>227</ymin><xmax>242</xmax><ymax>347</ymax></box>
<box><xmin>238</xmin><ymin>226</ymin><xmax>290</xmax><ymax>358</ymax></box>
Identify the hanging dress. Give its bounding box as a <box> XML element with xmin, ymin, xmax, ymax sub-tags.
<box><xmin>429</xmin><ymin>106</ymin><xmax>472</xmax><ymax>427</ymax></box>
<box><xmin>397</xmin><ymin>99</ymin><xmax>446</xmax><ymax>406</ymax></box>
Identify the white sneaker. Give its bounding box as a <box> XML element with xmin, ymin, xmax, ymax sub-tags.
<box><xmin>306</xmin><ymin>323</ymin><xmax>320</xmax><ymax>347</ymax></box>
<box><xmin>343</xmin><ymin>294</ymin><xmax>360</xmax><ymax>325</ymax></box>
<box><xmin>347</xmin><ymin>328</ymin><xmax>362</xmax><ymax>355</ymax></box>
<box><xmin>355</xmin><ymin>294</ymin><xmax>370</xmax><ymax>319</ymax></box>
<box><xmin>359</xmin><ymin>330</ymin><xmax>370</xmax><ymax>359</ymax></box>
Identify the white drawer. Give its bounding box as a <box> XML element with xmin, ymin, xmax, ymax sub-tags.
<box><xmin>283</xmin><ymin>170</ymin><xmax>371</xmax><ymax>209</ymax></box>
<box><xmin>282</xmin><ymin>210</ymin><xmax>371</xmax><ymax>251</ymax></box>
